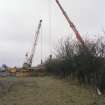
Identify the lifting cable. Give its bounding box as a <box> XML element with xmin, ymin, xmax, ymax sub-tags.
<box><xmin>40</xmin><ymin>23</ymin><xmax>43</xmax><ymax>64</ymax></box>
<box><xmin>48</xmin><ymin>0</ymin><xmax>53</xmax><ymax>57</ymax></box>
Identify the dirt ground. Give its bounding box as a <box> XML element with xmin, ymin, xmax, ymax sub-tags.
<box><xmin>0</xmin><ymin>76</ymin><xmax>105</xmax><ymax>105</ymax></box>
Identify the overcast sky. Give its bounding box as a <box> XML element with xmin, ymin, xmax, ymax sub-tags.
<box><xmin>0</xmin><ymin>0</ymin><xmax>105</xmax><ymax>67</ymax></box>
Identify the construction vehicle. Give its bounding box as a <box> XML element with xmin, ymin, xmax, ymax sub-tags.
<box><xmin>55</xmin><ymin>0</ymin><xmax>85</xmax><ymax>46</ymax></box>
<box><xmin>23</xmin><ymin>19</ymin><xmax>42</xmax><ymax>68</ymax></box>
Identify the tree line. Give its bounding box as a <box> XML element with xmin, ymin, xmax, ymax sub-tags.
<box><xmin>45</xmin><ymin>37</ymin><xmax>105</xmax><ymax>95</ymax></box>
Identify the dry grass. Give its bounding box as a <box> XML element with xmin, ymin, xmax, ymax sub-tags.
<box><xmin>0</xmin><ymin>76</ymin><xmax>105</xmax><ymax>105</ymax></box>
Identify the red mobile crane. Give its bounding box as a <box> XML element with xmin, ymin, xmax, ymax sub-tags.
<box><xmin>56</xmin><ymin>0</ymin><xmax>102</xmax><ymax>95</ymax></box>
<box><xmin>23</xmin><ymin>19</ymin><xmax>42</xmax><ymax>68</ymax></box>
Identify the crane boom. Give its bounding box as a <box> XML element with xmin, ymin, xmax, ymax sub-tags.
<box><xmin>56</xmin><ymin>0</ymin><xmax>85</xmax><ymax>46</ymax></box>
<box><xmin>23</xmin><ymin>19</ymin><xmax>42</xmax><ymax>68</ymax></box>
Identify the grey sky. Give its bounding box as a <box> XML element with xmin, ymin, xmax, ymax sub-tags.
<box><xmin>0</xmin><ymin>0</ymin><xmax>105</xmax><ymax>67</ymax></box>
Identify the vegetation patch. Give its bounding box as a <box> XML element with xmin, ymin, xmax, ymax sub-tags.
<box><xmin>45</xmin><ymin>37</ymin><xmax>105</xmax><ymax>95</ymax></box>
<box><xmin>0</xmin><ymin>77</ymin><xmax>105</xmax><ymax>105</ymax></box>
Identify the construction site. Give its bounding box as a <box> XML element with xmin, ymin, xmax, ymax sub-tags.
<box><xmin>0</xmin><ymin>0</ymin><xmax>88</xmax><ymax>77</ymax></box>
<box><xmin>0</xmin><ymin>0</ymin><xmax>105</xmax><ymax>105</ymax></box>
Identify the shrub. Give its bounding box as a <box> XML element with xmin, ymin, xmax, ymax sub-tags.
<box><xmin>45</xmin><ymin>37</ymin><xmax>105</xmax><ymax>94</ymax></box>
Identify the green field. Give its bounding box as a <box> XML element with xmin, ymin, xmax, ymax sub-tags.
<box><xmin>0</xmin><ymin>76</ymin><xmax>105</xmax><ymax>105</ymax></box>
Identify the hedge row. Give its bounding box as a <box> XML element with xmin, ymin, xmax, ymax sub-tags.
<box><xmin>45</xmin><ymin>38</ymin><xmax>105</xmax><ymax>94</ymax></box>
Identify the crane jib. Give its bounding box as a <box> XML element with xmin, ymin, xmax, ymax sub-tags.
<box><xmin>23</xmin><ymin>20</ymin><xmax>42</xmax><ymax>68</ymax></box>
<box><xmin>56</xmin><ymin>0</ymin><xmax>85</xmax><ymax>46</ymax></box>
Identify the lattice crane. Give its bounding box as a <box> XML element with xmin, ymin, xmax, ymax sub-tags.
<box><xmin>23</xmin><ymin>19</ymin><xmax>42</xmax><ymax>68</ymax></box>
